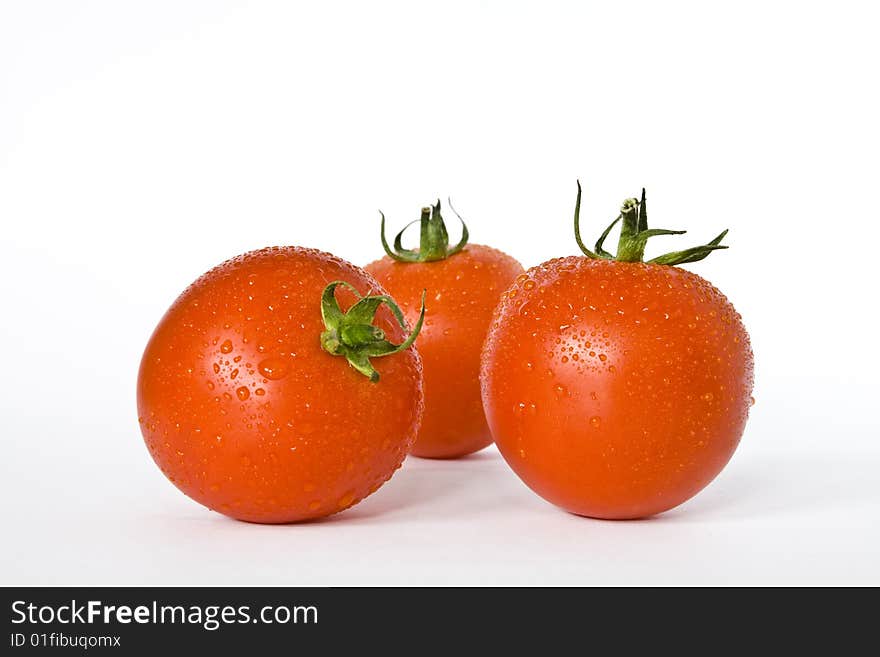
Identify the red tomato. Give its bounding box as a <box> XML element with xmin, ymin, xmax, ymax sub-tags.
<box><xmin>137</xmin><ymin>246</ymin><xmax>424</xmax><ymax>523</ymax></box>
<box><xmin>366</xmin><ymin>200</ymin><xmax>523</xmax><ymax>458</ymax></box>
<box><xmin>481</xmin><ymin>185</ymin><xmax>754</xmax><ymax>519</ymax></box>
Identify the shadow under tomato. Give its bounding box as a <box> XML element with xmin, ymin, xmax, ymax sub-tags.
<box><xmin>657</xmin><ymin>450</ymin><xmax>880</xmax><ymax>523</ymax></box>
<box><xmin>328</xmin><ymin>456</ymin><xmax>497</xmax><ymax>523</ymax></box>
<box><xmin>201</xmin><ymin>447</ymin><xmax>507</xmax><ymax>527</ymax></box>
<box><xmin>285</xmin><ymin>448</ymin><xmax>502</xmax><ymax>525</ymax></box>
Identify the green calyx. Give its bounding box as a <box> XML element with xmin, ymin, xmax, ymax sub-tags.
<box><xmin>573</xmin><ymin>181</ymin><xmax>729</xmax><ymax>265</ymax></box>
<box><xmin>319</xmin><ymin>281</ymin><xmax>426</xmax><ymax>382</ymax></box>
<box><xmin>380</xmin><ymin>198</ymin><xmax>469</xmax><ymax>262</ymax></box>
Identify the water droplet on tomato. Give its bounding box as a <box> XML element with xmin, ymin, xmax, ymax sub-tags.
<box><xmin>255</xmin><ymin>388</ymin><xmax>266</xmax><ymax>396</ymax></box>
<box><xmin>589</xmin><ymin>416</ymin><xmax>601</xmax><ymax>428</ymax></box>
<box><xmin>258</xmin><ymin>357</ymin><xmax>290</xmax><ymax>380</ymax></box>
<box><xmin>220</xmin><ymin>339</ymin><xmax>233</xmax><ymax>354</ymax></box>
<box><xmin>236</xmin><ymin>386</ymin><xmax>250</xmax><ymax>401</ymax></box>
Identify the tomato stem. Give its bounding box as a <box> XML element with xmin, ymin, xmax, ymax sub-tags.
<box><xmin>379</xmin><ymin>198</ymin><xmax>469</xmax><ymax>262</ymax></box>
<box><xmin>319</xmin><ymin>281</ymin><xmax>426</xmax><ymax>382</ymax></box>
<box><xmin>573</xmin><ymin>181</ymin><xmax>729</xmax><ymax>265</ymax></box>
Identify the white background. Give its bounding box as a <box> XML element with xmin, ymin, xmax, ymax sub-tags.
<box><xmin>2</xmin><ymin>1</ymin><xmax>878</xmax><ymax>585</ymax></box>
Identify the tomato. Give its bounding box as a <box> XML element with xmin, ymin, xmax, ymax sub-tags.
<box><xmin>481</xmin><ymin>184</ymin><xmax>754</xmax><ymax>519</ymax></box>
<box><xmin>137</xmin><ymin>246</ymin><xmax>425</xmax><ymax>523</ymax></box>
<box><xmin>366</xmin><ymin>200</ymin><xmax>523</xmax><ymax>458</ymax></box>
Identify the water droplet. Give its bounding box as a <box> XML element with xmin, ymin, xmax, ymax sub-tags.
<box><xmin>236</xmin><ymin>386</ymin><xmax>250</xmax><ymax>401</ymax></box>
<box><xmin>212</xmin><ymin>363</ymin><xmax>220</xmax><ymax>374</ymax></box>
<box><xmin>701</xmin><ymin>392</ymin><xmax>714</xmax><ymax>402</ymax></box>
<box><xmin>220</xmin><ymin>339</ymin><xmax>233</xmax><ymax>354</ymax></box>
<box><xmin>590</xmin><ymin>391</ymin><xmax>598</xmax><ymax>401</ymax></box>
<box><xmin>590</xmin><ymin>416</ymin><xmax>601</xmax><ymax>428</ymax></box>
<box><xmin>255</xmin><ymin>388</ymin><xmax>266</xmax><ymax>396</ymax></box>
<box><xmin>598</xmin><ymin>354</ymin><xmax>607</xmax><ymax>362</ymax></box>
<box><xmin>523</xmin><ymin>280</ymin><xmax>535</xmax><ymax>290</ymax></box>
<box><xmin>258</xmin><ymin>357</ymin><xmax>290</xmax><ymax>380</ymax></box>
<box><xmin>523</xmin><ymin>361</ymin><xmax>533</xmax><ymax>371</ymax></box>
<box><xmin>206</xmin><ymin>381</ymin><xmax>215</xmax><ymax>390</ymax></box>
<box><xmin>554</xmin><ymin>384</ymin><xmax>568</xmax><ymax>397</ymax></box>
<box><xmin>230</xmin><ymin>368</ymin><xmax>239</xmax><ymax>379</ymax></box>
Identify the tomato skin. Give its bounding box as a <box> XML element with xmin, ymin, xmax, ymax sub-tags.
<box><xmin>137</xmin><ymin>246</ymin><xmax>423</xmax><ymax>523</ymax></box>
<box><xmin>481</xmin><ymin>257</ymin><xmax>753</xmax><ymax>519</ymax></box>
<box><xmin>366</xmin><ymin>245</ymin><xmax>523</xmax><ymax>458</ymax></box>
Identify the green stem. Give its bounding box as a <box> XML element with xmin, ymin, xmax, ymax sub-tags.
<box><xmin>380</xmin><ymin>198</ymin><xmax>469</xmax><ymax>263</ymax></box>
<box><xmin>320</xmin><ymin>281</ymin><xmax>426</xmax><ymax>382</ymax></box>
<box><xmin>572</xmin><ymin>180</ymin><xmax>729</xmax><ymax>266</ymax></box>
<box><xmin>614</xmin><ymin>197</ymin><xmax>643</xmax><ymax>262</ymax></box>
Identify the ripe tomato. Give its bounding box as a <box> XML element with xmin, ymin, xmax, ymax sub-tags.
<box><xmin>481</xmin><ymin>184</ymin><xmax>754</xmax><ymax>519</ymax></box>
<box><xmin>366</xmin><ymin>200</ymin><xmax>523</xmax><ymax>458</ymax></box>
<box><xmin>137</xmin><ymin>246</ymin><xmax>425</xmax><ymax>523</ymax></box>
